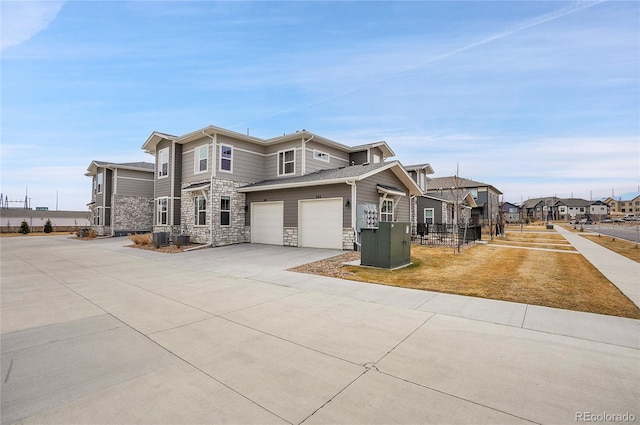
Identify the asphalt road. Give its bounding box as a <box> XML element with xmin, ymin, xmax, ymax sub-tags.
<box><xmin>581</xmin><ymin>223</ymin><xmax>640</xmax><ymax>243</ymax></box>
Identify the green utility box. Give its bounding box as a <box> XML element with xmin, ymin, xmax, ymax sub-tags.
<box><xmin>360</xmin><ymin>222</ymin><xmax>411</xmax><ymax>269</ymax></box>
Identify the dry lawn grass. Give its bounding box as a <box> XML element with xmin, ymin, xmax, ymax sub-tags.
<box><xmin>291</xmin><ymin>244</ymin><xmax>640</xmax><ymax>319</ymax></box>
<box><xmin>488</xmin><ymin>232</ymin><xmax>575</xmax><ymax>251</ymax></box>
<box><xmin>0</xmin><ymin>232</ymin><xmax>72</xmax><ymax>237</ymax></box>
<box><xmin>581</xmin><ymin>234</ymin><xmax>640</xmax><ymax>263</ymax></box>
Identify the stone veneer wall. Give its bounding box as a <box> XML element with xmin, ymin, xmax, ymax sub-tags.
<box><xmin>181</xmin><ymin>178</ymin><xmax>249</xmax><ymax>246</ymax></box>
<box><xmin>283</xmin><ymin>227</ymin><xmax>297</xmax><ymax>247</ymax></box>
<box><xmin>111</xmin><ymin>194</ymin><xmax>154</xmax><ymax>235</ymax></box>
<box><xmin>342</xmin><ymin>228</ymin><xmax>355</xmax><ymax>250</ymax></box>
<box><xmin>91</xmin><ymin>225</ymin><xmax>111</xmax><ymax>236</ymax></box>
<box><xmin>410</xmin><ymin>196</ymin><xmax>417</xmax><ymax>235</ymax></box>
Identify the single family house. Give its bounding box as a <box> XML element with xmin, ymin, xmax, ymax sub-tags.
<box><xmin>141</xmin><ymin>125</ymin><xmax>424</xmax><ymax>250</ymax></box>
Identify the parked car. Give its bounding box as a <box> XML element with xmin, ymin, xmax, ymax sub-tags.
<box><xmin>601</xmin><ymin>218</ymin><xmax>613</xmax><ymax>223</ymax></box>
<box><xmin>613</xmin><ymin>218</ymin><xmax>625</xmax><ymax>223</ymax></box>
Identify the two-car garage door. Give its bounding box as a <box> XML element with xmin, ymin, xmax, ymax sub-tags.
<box><xmin>250</xmin><ymin>198</ymin><xmax>343</xmax><ymax>249</ymax></box>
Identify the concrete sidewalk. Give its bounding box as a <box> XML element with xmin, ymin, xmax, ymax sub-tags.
<box><xmin>1</xmin><ymin>235</ymin><xmax>639</xmax><ymax>425</ymax></box>
<box><xmin>554</xmin><ymin>225</ymin><xmax>640</xmax><ymax>308</ymax></box>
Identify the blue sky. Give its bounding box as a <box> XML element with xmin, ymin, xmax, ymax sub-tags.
<box><xmin>2</xmin><ymin>1</ymin><xmax>638</xmax><ymax>210</ymax></box>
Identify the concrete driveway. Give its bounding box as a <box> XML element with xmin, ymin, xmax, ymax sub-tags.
<box><xmin>1</xmin><ymin>235</ymin><xmax>638</xmax><ymax>424</ymax></box>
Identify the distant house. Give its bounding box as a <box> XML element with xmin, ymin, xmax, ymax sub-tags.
<box><xmin>85</xmin><ymin>161</ymin><xmax>155</xmax><ymax>236</ymax></box>
<box><xmin>415</xmin><ymin>190</ymin><xmax>476</xmax><ymax>226</ymax></box>
<box><xmin>141</xmin><ymin>125</ymin><xmax>423</xmax><ymax>249</ymax></box>
<box><xmin>403</xmin><ymin>163</ymin><xmax>435</xmax><ymax>233</ymax></box>
<box><xmin>607</xmin><ymin>192</ymin><xmax>640</xmax><ymax>217</ymax></box>
<box><xmin>589</xmin><ymin>200</ymin><xmax>608</xmax><ymax>219</ymax></box>
<box><xmin>425</xmin><ymin>176</ymin><xmax>502</xmax><ymax>225</ymax></box>
<box><xmin>500</xmin><ymin>201</ymin><xmax>521</xmax><ymax>223</ymax></box>
<box><xmin>554</xmin><ymin>198</ymin><xmax>591</xmax><ymax>221</ymax></box>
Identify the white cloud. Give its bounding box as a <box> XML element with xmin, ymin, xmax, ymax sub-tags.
<box><xmin>1</xmin><ymin>1</ymin><xmax>65</xmax><ymax>50</ymax></box>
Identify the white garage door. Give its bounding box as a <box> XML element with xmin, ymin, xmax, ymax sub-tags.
<box><xmin>251</xmin><ymin>201</ymin><xmax>284</xmax><ymax>245</ymax></box>
<box><xmin>299</xmin><ymin>198</ymin><xmax>343</xmax><ymax>249</ymax></box>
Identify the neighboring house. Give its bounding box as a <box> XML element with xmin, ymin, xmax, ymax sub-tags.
<box><xmin>589</xmin><ymin>200</ymin><xmax>609</xmax><ymax>219</ymax></box>
<box><xmin>416</xmin><ymin>191</ymin><xmax>476</xmax><ymax>227</ymax></box>
<box><xmin>607</xmin><ymin>192</ymin><xmax>640</xmax><ymax>216</ymax></box>
<box><xmin>425</xmin><ymin>176</ymin><xmax>502</xmax><ymax>225</ymax></box>
<box><xmin>554</xmin><ymin>198</ymin><xmax>590</xmax><ymax>221</ymax></box>
<box><xmin>141</xmin><ymin>125</ymin><xmax>422</xmax><ymax>249</ymax></box>
<box><xmin>403</xmin><ymin>163</ymin><xmax>435</xmax><ymax>233</ymax></box>
<box><xmin>521</xmin><ymin>197</ymin><xmax>561</xmax><ymax>221</ymax></box>
<box><xmin>500</xmin><ymin>201</ymin><xmax>521</xmax><ymax>223</ymax></box>
<box><xmin>85</xmin><ymin>161</ymin><xmax>155</xmax><ymax>236</ymax></box>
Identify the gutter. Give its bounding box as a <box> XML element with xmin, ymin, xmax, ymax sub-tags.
<box><xmin>202</xmin><ymin>130</ymin><xmax>217</xmax><ymax>247</ymax></box>
<box><xmin>346</xmin><ymin>179</ymin><xmax>359</xmax><ymax>250</ymax></box>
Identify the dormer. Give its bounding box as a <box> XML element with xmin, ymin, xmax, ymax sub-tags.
<box><xmin>404</xmin><ymin>163</ymin><xmax>435</xmax><ymax>193</ymax></box>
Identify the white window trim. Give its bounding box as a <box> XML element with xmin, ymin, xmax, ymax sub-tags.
<box><xmin>157</xmin><ymin>197</ymin><xmax>169</xmax><ymax>225</ymax></box>
<box><xmin>424</xmin><ymin>208</ymin><xmax>434</xmax><ymax>225</ymax></box>
<box><xmin>194</xmin><ymin>145</ymin><xmax>209</xmax><ymax>174</ymax></box>
<box><xmin>219</xmin><ymin>144</ymin><xmax>233</xmax><ymax>173</ymax></box>
<box><xmin>380</xmin><ymin>199</ymin><xmax>394</xmax><ymax>222</ymax></box>
<box><xmin>158</xmin><ymin>148</ymin><xmax>169</xmax><ymax>179</ymax></box>
<box><xmin>278</xmin><ymin>149</ymin><xmax>296</xmax><ymax>176</ymax></box>
<box><xmin>312</xmin><ymin>149</ymin><xmax>330</xmax><ymax>163</ymax></box>
<box><xmin>220</xmin><ymin>196</ymin><xmax>231</xmax><ymax>226</ymax></box>
<box><xmin>195</xmin><ymin>195</ymin><xmax>206</xmax><ymax>226</ymax></box>
<box><xmin>97</xmin><ymin>173</ymin><xmax>103</xmax><ymax>194</ymax></box>
<box><xmin>372</xmin><ymin>153</ymin><xmax>381</xmax><ymax>164</ymax></box>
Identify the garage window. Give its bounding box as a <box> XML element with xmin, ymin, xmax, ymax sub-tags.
<box><xmin>220</xmin><ymin>196</ymin><xmax>230</xmax><ymax>226</ymax></box>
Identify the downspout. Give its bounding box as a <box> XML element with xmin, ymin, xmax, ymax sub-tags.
<box><xmin>346</xmin><ymin>179</ymin><xmax>359</xmax><ymax>250</ymax></box>
<box><xmin>170</xmin><ymin>141</ymin><xmax>176</xmax><ymax>230</ymax></box>
<box><xmin>202</xmin><ymin>130</ymin><xmax>217</xmax><ymax>247</ymax></box>
<box><xmin>302</xmin><ymin>134</ymin><xmax>314</xmax><ymax>175</ymax></box>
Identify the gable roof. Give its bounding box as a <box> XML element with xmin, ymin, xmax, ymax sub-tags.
<box><xmin>618</xmin><ymin>191</ymin><xmax>640</xmax><ymax>201</ymax></box>
<box><xmin>554</xmin><ymin>198</ymin><xmax>590</xmax><ymax>207</ymax></box>
<box><xmin>404</xmin><ymin>163</ymin><xmax>435</xmax><ymax>174</ymax></box>
<box><xmin>427</xmin><ymin>176</ymin><xmax>502</xmax><ymax>195</ymax></box>
<box><xmin>424</xmin><ymin>191</ymin><xmax>477</xmax><ymax>208</ymax></box>
<box><xmin>237</xmin><ymin>161</ymin><xmax>422</xmax><ymax>196</ymax></box>
<box><xmin>85</xmin><ymin>160</ymin><xmax>155</xmax><ymax>177</ymax></box>
<box><xmin>141</xmin><ymin>126</ymin><xmax>396</xmax><ymax>159</ymax></box>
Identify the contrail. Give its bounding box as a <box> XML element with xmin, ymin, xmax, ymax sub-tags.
<box><xmin>231</xmin><ymin>1</ymin><xmax>605</xmax><ymax>130</ymax></box>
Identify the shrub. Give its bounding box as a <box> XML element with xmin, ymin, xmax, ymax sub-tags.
<box><xmin>128</xmin><ymin>233</ymin><xmax>152</xmax><ymax>246</ymax></box>
<box><xmin>43</xmin><ymin>219</ymin><xmax>53</xmax><ymax>233</ymax></box>
<box><xmin>20</xmin><ymin>220</ymin><xmax>30</xmax><ymax>234</ymax></box>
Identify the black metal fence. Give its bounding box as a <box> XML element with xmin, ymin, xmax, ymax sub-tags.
<box><xmin>412</xmin><ymin>223</ymin><xmax>482</xmax><ymax>246</ymax></box>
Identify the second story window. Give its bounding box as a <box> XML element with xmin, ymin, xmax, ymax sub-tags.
<box><xmin>220</xmin><ymin>145</ymin><xmax>232</xmax><ymax>172</ymax></box>
<box><xmin>195</xmin><ymin>145</ymin><xmax>208</xmax><ymax>173</ymax></box>
<box><xmin>158</xmin><ymin>148</ymin><xmax>169</xmax><ymax>178</ymax></box>
<box><xmin>96</xmin><ymin>173</ymin><xmax>103</xmax><ymax>194</ymax></box>
<box><xmin>278</xmin><ymin>149</ymin><xmax>295</xmax><ymax>176</ymax></box>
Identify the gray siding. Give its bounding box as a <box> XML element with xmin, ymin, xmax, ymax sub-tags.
<box><xmin>181</xmin><ymin>137</ymin><xmax>212</xmax><ymax>184</ymax></box>
<box><xmin>417</xmin><ymin>197</ymin><xmax>445</xmax><ymax>223</ymax></box>
<box><xmin>356</xmin><ymin>169</ymin><xmax>410</xmax><ymax>222</ymax></box>
<box><xmin>304</xmin><ymin>141</ymin><xmax>350</xmax><ymax>174</ymax></box>
<box><xmin>245</xmin><ymin>183</ymin><xmax>351</xmax><ymax>228</ymax></box>
<box><xmin>217</xmin><ymin>135</ymin><xmax>266</xmax><ymax>183</ymax></box>
<box><xmin>116</xmin><ymin>169</ymin><xmax>154</xmax><ymax>197</ymax></box>
<box><xmin>349</xmin><ymin>151</ymin><xmax>367</xmax><ymax>165</ymax></box>
<box><xmin>370</xmin><ymin>147</ymin><xmax>384</xmax><ymax>162</ymax></box>
<box><xmin>155</xmin><ymin>139</ymin><xmax>173</xmax><ymax>197</ymax></box>
<box><xmin>264</xmin><ymin>140</ymin><xmax>303</xmax><ymax>179</ymax></box>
